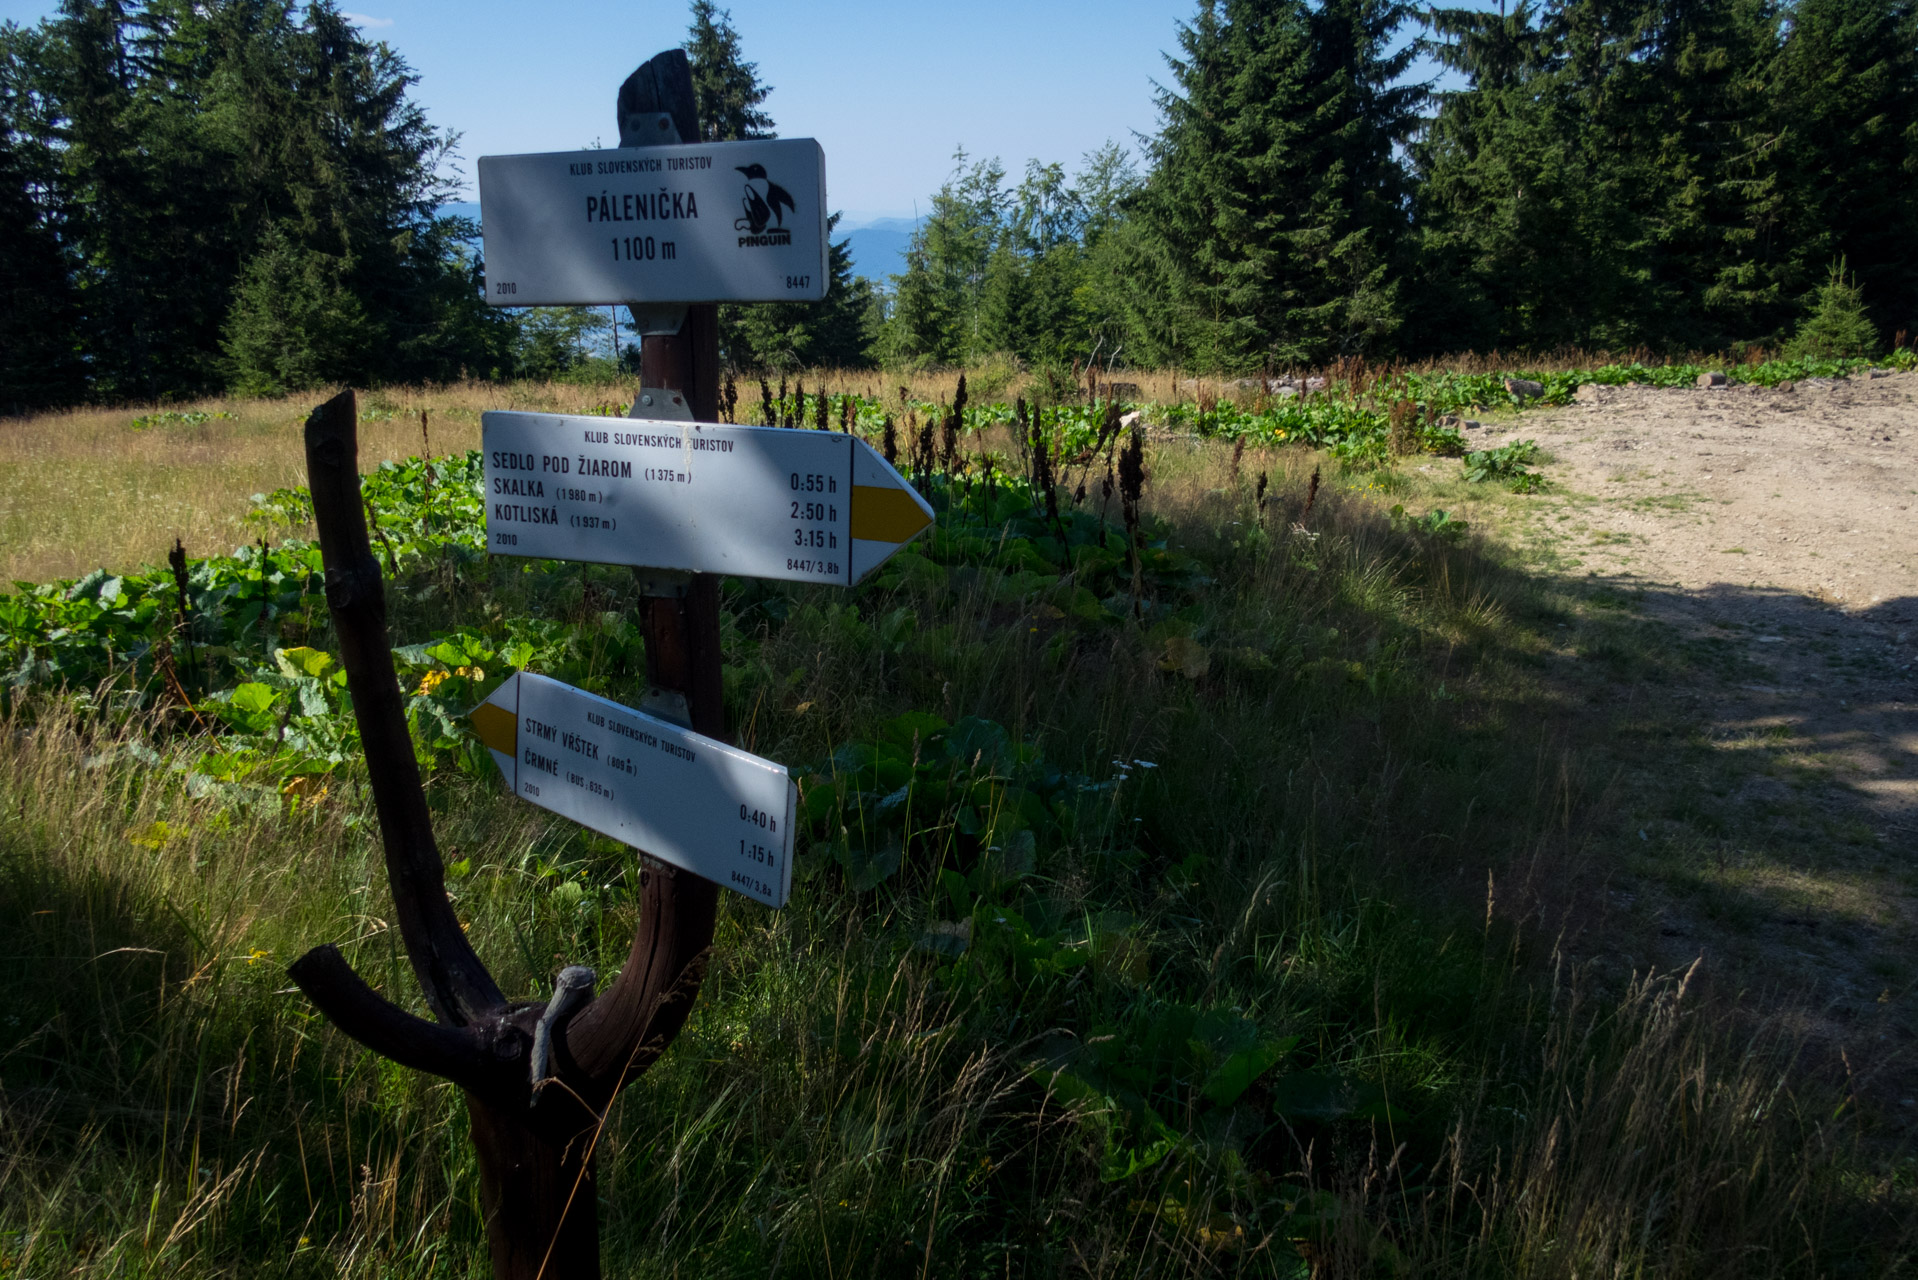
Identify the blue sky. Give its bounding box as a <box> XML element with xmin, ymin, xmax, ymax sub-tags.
<box><xmin>1</xmin><ymin>0</ymin><xmax>1469</xmax><ymax>224</ymax></box>
<box><xmin>0</xmin><ymin>0</ymin><xmax>1189</xmax><ymax>220</ymax></box>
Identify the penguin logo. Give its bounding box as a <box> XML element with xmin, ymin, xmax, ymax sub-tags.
<box><xmin>734</xmin><ymin>163</ymin><xmax>797</xmax><ymax>235</ymax></box>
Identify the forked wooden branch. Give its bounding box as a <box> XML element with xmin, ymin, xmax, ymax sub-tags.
<box><xmin>300</xmin><ymin>389</ymin><xmax>503</xmax><ymax>1026</ymax></box>
<box><xmin>287</xmin><ymin>389</ymin><xmax>722</xmax><ymax>1278</ymax></box>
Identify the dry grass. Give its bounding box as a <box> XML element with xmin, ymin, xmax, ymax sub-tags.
<box><xmin>0</xmin><ymin>394</ymin><xmax>458</xmax><ymax>584</ymax></box>
<box><xmin>0</xmin><ymin>371</ymin><xmax>1306</xmax><ymax>583</ymax></box>
<box><xmin>0</xmin><ymin>380</ymin><xmax>695</xmax><ymax>584</ymax></box>
<box><xmin>0</xmin><ymin>353</ymin><xmax>1735</xmax><ymax>585</ymax></box>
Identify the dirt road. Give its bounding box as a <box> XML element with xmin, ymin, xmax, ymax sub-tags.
<box><xmin>1485</xmin><ymin>371</ymin><xmax>1917</xmax><ymax>828</ymax></box>
<box><xmin>1462</xmin><ymin>372</ymin><xmax>1918</xmax><ymax>1122</ymax></box>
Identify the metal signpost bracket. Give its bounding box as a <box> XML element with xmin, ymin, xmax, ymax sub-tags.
<box><xmin>630</xmin><ymin>385</ymin><xmax>693</xmax><ymax>419</ymax></box>
<box><xmin>629</xmin><ymin>304</ymin><xmax>689</xmax><ymax>337</ymax></box>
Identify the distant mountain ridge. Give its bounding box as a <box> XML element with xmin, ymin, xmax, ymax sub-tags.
<box><xmin>840</xmin><ymin>216</ymin><xmax>919</xmax><ymax>284</ymax></box>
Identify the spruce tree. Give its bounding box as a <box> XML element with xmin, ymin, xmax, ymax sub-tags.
<box><xmin>725</xmin><ymin>214</ymin><xmax>876</xmax><ymax>368</ymax></box>
<box><xmin>884</xmin><ymin>237</ymin><xmax>961</xmax><ymax>367</ymax></box>
<box><xmin>1073</xmin><ymin>143</ymin><xmax>1145</xmax><ymax>364</ymax></box>
<box><xmin>223</xmin><ymin>222</ymin><xmax>373</xmax><ymax>396</ymax></box>
<box><xmin>1624</xmin><ymin>0</ymin><xmax>1785</xmax><ymax>346</ymax></box>
<box><xmin>977</xmin><ymin>160</ymin><xmax>1098</xmax><ymax>362</ymax></box>
<box><xmin>1419</xmin><ymin>0</ymin><xmax>1790</xmax><ymax>352</ymax></box>
<box><xmin>1412</xmin><ymin>1</ymin><xmax>1594</xmax><ymax>350</ymax></box>
<box><xmin>1768</xmin><ymin>0</ymin><xmax>1918</xmax><ymax>343</ymax></box>
<box><xmin>1131</xmin><ymin>0</ymin><xmax>1424</xmax><ymax>370</ymax></box>
<box><xmin>685</xmin><ymin>1</ymin><xmax>773</xmax><ymax>142</ymax></box>
<box><xmin>683</xmin><ymin>1</ymin><xmax>870</xmax><ymax>367</ymax></box>
<box><xmin>1786</xmin><ymin>257</ymin><xmax>1880</xmax><ymax>358</ymax></box>
<box><xmin>48</xmin><ymin>0</ymin><xmax>182</xmax><ymax>398</ymax></box>
<box><xmin>0</xmin><ymin>27</ymin><xmax>84</xmax><ymax>412</ymax></box>
<box><xmin>882</xmin><ymin>152</ymin><xmax>1008</xmax><ymax>365</ymax></box>
<box><xmin>8</xmin><ymin>0</ymin><xmax>500</xmax><ymax>401</ymax></box>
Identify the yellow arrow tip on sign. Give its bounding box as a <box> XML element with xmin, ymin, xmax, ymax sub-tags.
<box><xmin>851</xmin><ymin>484</ymin><xmax>932</xmax><ymax>543</ymax></box>
<box><xmin>469</xmin><ymin>698</ymin><xmax>518</xmax><ymax>755</ymax></box>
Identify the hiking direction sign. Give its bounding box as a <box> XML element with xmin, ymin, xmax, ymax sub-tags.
<box><xmin>478</xmin><ymin>138</ymin><xmax>827</xmax><ymax>305</ymax></box>
<box><xmin>470</xmin><ymin>672</ymin><xmax>795</xmax><ymax>908</ymax></box>
<box><xmin>482</xmin><ymin>412</ymin><xmax>935</xmax><ymax>585</ymax></box>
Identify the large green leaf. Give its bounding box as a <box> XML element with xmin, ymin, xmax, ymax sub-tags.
<box><xmin>1201</xmin><ymin>1036</ymin><xmax>1298</xmax><ymax>1107</ymax></box>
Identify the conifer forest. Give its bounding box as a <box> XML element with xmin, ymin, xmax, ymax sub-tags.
<box><xmin>4</xmin><ymin>0</ymin><xmax>1916</xmax><ymax>410</ymax></box>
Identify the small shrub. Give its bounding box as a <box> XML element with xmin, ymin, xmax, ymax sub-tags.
<box><xmin>1785</xmin><ymin>258</ymin><xmax>1879</xmax><ymax>361</ymax></box>
<box><xmin>1465</xmin><ymin>439</ymin><xmax>1546</xmax><ymax>492</ymax></box>
<box><xmin>966</xmin><ymin>351</ymin><xmax>1022</xmax><ymax>403</ymax></box>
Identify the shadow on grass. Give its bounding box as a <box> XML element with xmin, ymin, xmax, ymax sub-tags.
<box><xmin>0</xmin><ymin>728</ymin><xmax>488</xmax><ymax>1276</ymax></box>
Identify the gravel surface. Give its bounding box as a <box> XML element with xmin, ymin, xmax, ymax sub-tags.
<box><xmin>1498</xmin><ymin>371</ymin><xmax>1918</xmax><ymax>830</ymax></box>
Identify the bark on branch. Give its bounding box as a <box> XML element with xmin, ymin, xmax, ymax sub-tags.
<box><xmin>301</xmin><ymin>389</ymin><xmax>504</xmax><ymax>1027</ymax></box>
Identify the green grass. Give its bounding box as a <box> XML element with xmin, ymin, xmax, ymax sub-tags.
<box><xmin>0</xmin><ymin>413</ymin><xmax>1912</xmax><ymax>1277</ymax></box>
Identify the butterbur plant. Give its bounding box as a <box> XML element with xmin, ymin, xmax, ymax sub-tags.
<box><xmin>1465</xmin><ymin>439</ymin><xmax>1546</xmax><ymax>492</ymax></box>
<box><xmin>1391</xmin><ymin>504</ymin><xmax>1469</xmax><ymax>541</ymax></box>
<box><xmin>795</xmin><ymin>711</ymin><xmax>1114</xmax><ymax>895</ymax></box>
<box><xmin>1027</xmin><ymin>1003</ymin><xmax>1301</xmax><ymax>1182</ymax></box>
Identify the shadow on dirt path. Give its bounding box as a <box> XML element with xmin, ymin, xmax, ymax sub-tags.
<box><xmin>1539</xmin><ymin>573</ymin><xmax>1917</xmax><ymax>1144</ymax></box>
<box><xmin>1435</xmin><ymin>371</ymin><xmax>1918</xmax><ymax>1134</ymax></box>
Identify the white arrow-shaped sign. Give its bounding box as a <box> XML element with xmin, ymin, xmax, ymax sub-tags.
<box><xmin>482</xmin><ymin>412</ymin><xmax>934</xmax><ymax>585</ymax></box>
<box><xmin>469</xmin><ymin>672</ymin><xmax>795</xmax><ymax>908</ymax></box>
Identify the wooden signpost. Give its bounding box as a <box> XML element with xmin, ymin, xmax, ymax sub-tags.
<box><xmin>284</xmin><ymin>48</ymin><xmax>908</xmax><ymax>1280</ymax></box>
<box><xmin>287</xmin><ymin>390</ymin><xmax>716</xmax><ymax>1280</ymax></box>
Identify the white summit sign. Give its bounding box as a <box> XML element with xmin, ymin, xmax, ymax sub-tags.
<box><xmin>481</xmin><ymin>412</ymin><xmax>934</xmax><ymax>586</ymax></box>
<box><xmin>470</xmin><ymin>672</ymin><xmax>795</xmax><ymax>908</ymax></box>
<box><xmin>477</xmin><ymin>138</ymin><xmax>828</xmax><ymax>305</ymax></box>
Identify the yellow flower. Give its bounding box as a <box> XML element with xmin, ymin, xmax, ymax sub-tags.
<box><xmin>455</xmin><ymin>665</ymin><xmax>485</xmax><ymax>681</ymax></box>
<box><xmin>245</xmin><ymin>948</ymin><xmax>271</xmax><ymax>965</ymax></box>
<box><xmin>281</xmin><ymin>776</ymin><xmax>329</xmax><ymax>809</ymax></box>
<box><xmin>416</xmin><ymin>668</ymin><xmax>451</xmax><ymax>695</ymax></box>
